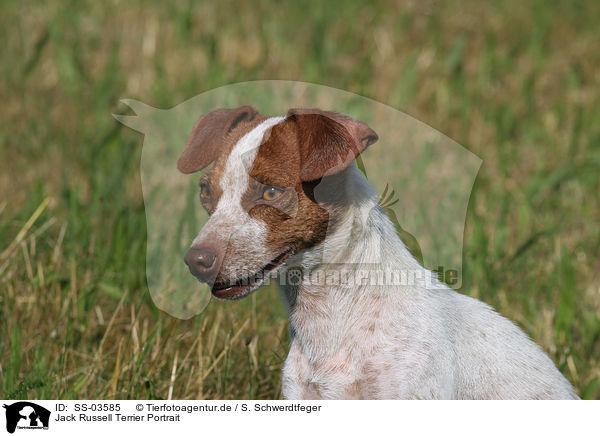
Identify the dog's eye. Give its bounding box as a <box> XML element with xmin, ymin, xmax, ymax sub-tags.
<box><xmin>262</xmin><ymin>186</ymin><xmax>283</xmax><ymax>201</ymax></box>
<box><xmin>199</xmin><ymin>183</ymin><xmax>211</xmax><ymax>200</ymax></box>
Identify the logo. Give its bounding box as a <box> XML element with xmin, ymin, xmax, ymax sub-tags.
<box><xmin>2</xmin><ymin>402</ymin><xmax>50</xmax><ymax>434</ymax></box>
<box><xmin>114</xmin><ymin>81</ymin><xmax>481</xmax><ymax>319</ymax></box>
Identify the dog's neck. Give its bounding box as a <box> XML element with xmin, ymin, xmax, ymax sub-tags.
<box><xmin>279</xmin><ymin>166</ymin><xmax>426</xmax><ymax>359</ymax></box>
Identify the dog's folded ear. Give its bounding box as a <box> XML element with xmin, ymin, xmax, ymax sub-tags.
<box><xmin>178</xmin><ymin>105</ymin><xmax>260</xmax><ymax>174</ymax></box>
<box><xmin>286</xmin><ymin>108</ymin><xmax>378</xmax><ymax>182</ymax></box>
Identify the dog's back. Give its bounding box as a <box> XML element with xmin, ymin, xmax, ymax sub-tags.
<box><xmin>406</xmin><ymin>289</ymin><xmax>578</xmax><ymax>399</ymax></box>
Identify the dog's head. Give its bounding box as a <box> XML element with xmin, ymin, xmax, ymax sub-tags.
<box><xmin>178</xmin><ymin>106</ymin><xmax>378</xmax><ymax>299</ymax></box>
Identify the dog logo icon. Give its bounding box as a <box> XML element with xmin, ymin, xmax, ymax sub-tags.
<box><xmin>2</xmin><ymin>402</ymin><xmax>50</xmax><ymax>433</ymax></box>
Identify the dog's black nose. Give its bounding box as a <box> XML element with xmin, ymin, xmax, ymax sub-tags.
<box><xmin>184</xmin><ymin>247</ymin><xmax>218</xmax><ymax>282</ymax></box>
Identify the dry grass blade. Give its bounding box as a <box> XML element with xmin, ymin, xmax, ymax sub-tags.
<box><xmin>167</xmin><ymin>350</ymin><xmax>179</xmax><ymax>400</ymax></box>
<box><xmin>110</xmin><ymin>338</ymin><xmax>124</xmax><ymax>396</ymax></box>
<box><xmin>201</xmin><ymin>318</ymin><xmax>250</xmax><ymax>383</ymax></box>
<box><xmin>79</xmin><ymin>288</ymin><xmax>130</xmax><ymax>391</ymax></box>
<box><xmin>0</xmin><ymin>197</ymin><xmax>50</xmax><ymax>266</ymax></box>
<box><xmin>146</xmin><ymin>318</ymin><xmax>178</xmax><ymax>378</ymax></box>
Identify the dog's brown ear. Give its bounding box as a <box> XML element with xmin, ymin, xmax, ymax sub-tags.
<box><xmin>177</xmin><ymin>105</ymin><xmax>260</xmax><ymax>174</ymax></box>
<box><xmin>286</xmin><ymin>108</ymin><xmax>378</xmax><ymax>182</ymax></box>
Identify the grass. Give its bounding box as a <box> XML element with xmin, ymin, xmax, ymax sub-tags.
<box><xmin>1</xmin><ymin>0</ymin><xmax>599</xmax><ymax>399</ymax></box>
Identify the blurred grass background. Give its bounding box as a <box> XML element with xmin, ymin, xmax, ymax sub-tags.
<box><xmin>1</xmin><ymin>0</ymin><xmax>599</xmax><ymax>399</ymax></box>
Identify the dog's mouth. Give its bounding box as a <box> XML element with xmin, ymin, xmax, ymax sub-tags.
<box><xmin>211</xmin><ymin>248</ymin><xmax>293</xmax><ymax>300</ymax></box>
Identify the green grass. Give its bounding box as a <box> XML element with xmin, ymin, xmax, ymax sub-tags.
<box><xmin>1</xmin><ymin>0</ymin><xmax>599</xmax><ymax>399</ymax></box>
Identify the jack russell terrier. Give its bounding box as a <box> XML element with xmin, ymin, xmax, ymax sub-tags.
<box><xmin>178</xmin><ymin>105</ymin><xmax>578</xmax><ymax>399</ymax></box>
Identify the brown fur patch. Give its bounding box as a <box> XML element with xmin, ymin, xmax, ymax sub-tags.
<box><xmin>246</xmin><ymin>111</ymin><xmax>378</xmax><ymax>256</ymax></box>
<box><xmin>345</xmin><ymin>380</ymin><xmax>364</xmax><ymax>399</ymax></box>
<box><xmin>248</xmin><ymin>119</ymin><xmax>331</xmax><ymax>256</ymax></box>
<box><xmin>286</xmin><ymin>108</ymin><xmax>378</xmax><ymax>181</ymax></box>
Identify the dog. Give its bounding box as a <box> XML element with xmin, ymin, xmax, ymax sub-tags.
<box><xmin>178</xmin><ymin>105</ymin><xmax>578</xmax><ymax>399</ymax></box>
